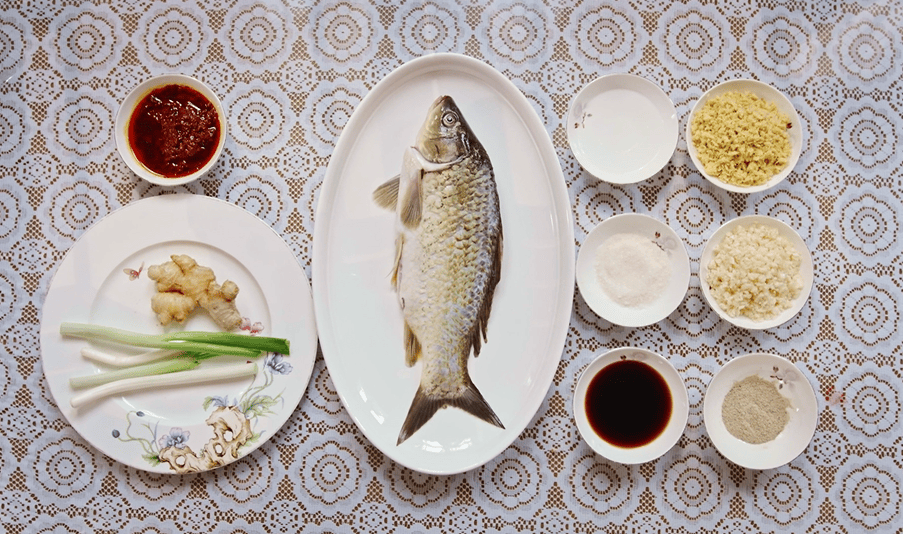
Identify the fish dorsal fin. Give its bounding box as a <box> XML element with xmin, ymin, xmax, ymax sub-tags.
<box><xmin>372</xmin><ymin>175</ymin><xmax>400</xmax><ymax>210</ymax></box>
<box><xmin>399</xmin><ymin>167</ymin><xmax>422</xmax><ymax>229</ymax></box>
<box><xmin>404</xmin><ymin>321</ymin><xmax>421</xmax><ymax>367</ymax></box>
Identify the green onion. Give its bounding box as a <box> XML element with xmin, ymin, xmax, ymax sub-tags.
<box><xmin>60</xmin><ymin>322</ymin><xmax>290</xmax><ymax>358</ymax></box>
<box><xmin>70</xmin><ymin>362</ymin><xmax>259</xmax><ymax>409</ymax></box>
<box><xmin>70</xmin><ymin>358</ymin><xmax>199</xmax><ymax>389</ymax></box>
<box><xmin>81</xmin><ymin>347</ymin><xmax>184</xmax><ymax>367</ymax></box>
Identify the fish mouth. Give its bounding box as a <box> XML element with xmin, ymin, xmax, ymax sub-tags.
<box><xmin>412</xmin><ymin>144</ymin><xmax>466</xmax><ymax>167</ymax></box>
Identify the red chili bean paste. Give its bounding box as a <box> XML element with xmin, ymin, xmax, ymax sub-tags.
<box><xmin>129</xmin><ymin>84</ymin><xmax>220</xmax><ymax>178</ymax></box>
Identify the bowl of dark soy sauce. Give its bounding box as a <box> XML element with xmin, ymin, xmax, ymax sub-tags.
<box><xmin>574</xmin><ymin>347</ymin><xmax>688</xmax><ymax>464</ymax></box>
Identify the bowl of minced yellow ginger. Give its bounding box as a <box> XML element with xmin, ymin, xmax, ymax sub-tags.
<box><xmin>687</xmin><ymin>79</ymin><xmax>802</xmax><ymax>193</ymax></box>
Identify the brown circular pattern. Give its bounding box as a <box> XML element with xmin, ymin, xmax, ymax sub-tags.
<box><xmin>487</xmin><ymin>4</ymin><xmax>547</xmax><ymax>65</ymax></box>
<box><xmin>661</xmin><ymin>8</ymin><xmax>727</xmax><ymax>71</ymax></box>
<box><xmin>753</xmin><ymin>466</ymin><xmax>814</xmax><ymax>525</ymax></box>
<box><xmin>570</xmin><ymin>453</ymin><xmax>632</xmax><ymax>514</ymax></box>
<box><xmin>399</xmin><ymin>2</ymin><xmax>458</xmax><ymax>56</ymax></box>
<box><xmin>478</xmin><ymin>446</ymin><xmax>541</xmax><ymax>509</ymax></box>
<box><xmin>839</xmin><ymin>188</ymin><xmax>898</xmax><ymax>257</ymax></box>
<box><xmin>387</xmin><ymin>462</ymin><xmax>451</xmax><ymax>508</ymax></box>
<box><xmin>299</xmin><ymin>439</ymin><xmax>362</xmax><ymax>505</ymax></box>
<box><xmin>573</xmin><ymin>5</ymin><xmax>636</xmax><ymax>66</ymax></box>
<box><xmin>842</xmin><ymin>371</ymin><xmax>898</xmax><ymax>438</ymax></box>
<box><xmin>6</xmin><ymin>1</ymin><xmax>903</xmax><ymax>532</ymax></box>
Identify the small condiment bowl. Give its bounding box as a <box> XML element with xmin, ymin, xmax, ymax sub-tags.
<box><xmin>703</xmin><ymin>353</ymin><xmax>818</xmax><ymax>470</ymax></box>
<box><xmin>574</xmin><ymin>347</ymin><xmax>689</xmax><ymax>464</ymax></box>
<box><xmin>567</xmin><ymin>73</ymin><xmax>678</xmax><ymax>184</ymax></box>
<box><xmin>576</xmin><ymin>214</ymin><xmax>690</xmax><ymax>327</ymax></box>
<box><xmin>115</xmin><ymin>74</ymin><xmax>227</xmax><ymax>186</ymax></box>
<box><xmin>700</xmin><ymin>215</ymin><xmax>813</xmax><ymax>330</ymax></box>
<box><xmin>686</xmin><ymin>79</ymin><xmax>802</xmax><ymax>193</ymax></box>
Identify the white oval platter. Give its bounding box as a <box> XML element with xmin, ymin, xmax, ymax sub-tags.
<box><xmin>312</xmin><ymin>53</ymin><xmax>575</xmax><ymax>474</ymax></box>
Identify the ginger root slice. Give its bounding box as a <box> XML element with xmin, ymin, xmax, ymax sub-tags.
<box><xmin>147</xmin><ymin>254</ymin><xmax>243</xmax><ymax>330</ymax></box>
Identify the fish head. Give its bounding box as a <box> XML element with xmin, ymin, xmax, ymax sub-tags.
<box><xmin>415</xmin><ymin>95</ymin><xmax>484</xmax><ymax>164</ymax></box>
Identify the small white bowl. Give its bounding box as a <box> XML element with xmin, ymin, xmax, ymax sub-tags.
<box><xmin>576</xmin><ymin>214</ymin><xmax>690</xmax><ymax>327</ymax></box>
<box><xmin>686</xmin><ymin>79</ymin><xmax>802</xmax><ymax>193</ymax></box>
<box><xmin>574</xmin><ymin>347</ymin><xmax>689</xmax><ymax>464</ymax></box>
<box><xmin>703</xmin><ymin>353</ymin><xmax>818</xmax><ymax>470</ymax></box>
<box><xmin>115</xmin><ymin>74</ymin><xmax>227</xmax><ymax>186</ymax></box>
<box><xmin>567</xmin><ymin>74</ymin><xmax>678</xmax><ymax>184</ymax></box>
<box><xmin>700</xmin><ymin>215</ymin><xmax>813</xmax><ymax>330</ymax></box>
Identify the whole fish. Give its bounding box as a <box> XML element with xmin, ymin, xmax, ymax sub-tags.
<box><xmin>373</xmin><ymin>95</ymin><xmax>505</xmax><ymax>445</ymax></box>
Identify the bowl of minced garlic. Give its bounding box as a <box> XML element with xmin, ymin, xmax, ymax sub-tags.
<box><xmin>687</xmin><ymin>79</ymin><xmax>802</xmax><ymax>193</ymax></box>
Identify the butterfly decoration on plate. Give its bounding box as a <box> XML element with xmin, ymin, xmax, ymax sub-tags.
<box><xmin>123</xmin><ymin>262</ymin><xmax>144</xmax><ymax>281</ymax></box>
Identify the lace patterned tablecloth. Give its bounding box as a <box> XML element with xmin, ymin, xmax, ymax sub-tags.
<box><xmin>2</xmin><ymin>1</ymin><xmax>902</xmax><ymax>532</ymax></box>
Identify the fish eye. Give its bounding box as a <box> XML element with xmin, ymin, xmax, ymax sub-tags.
<box><xmin>441</xmin><ymin>112</ymin><xmax>458</xmax><ymax>127</ymax></box>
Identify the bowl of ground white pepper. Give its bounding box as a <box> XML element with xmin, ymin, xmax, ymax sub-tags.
<box><xmin>702</xmin><ymin>353</ymin><xmax>818</xmax><ymax>470</ymax></box>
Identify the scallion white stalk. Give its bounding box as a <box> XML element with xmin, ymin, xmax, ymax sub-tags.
<box><xmin>70</xmin><ymin>362</ymin><xmax>259</xmax><ymax>409</ymax></box>
<box><xmin>81</xmin><ymin>347</ymin><xmax>183</xmax><ymax>367</ymax></box>
<box><xmin>70</xmin><ymin>358</ymin><xmax>200</xmax><ymax>389</ymax></box>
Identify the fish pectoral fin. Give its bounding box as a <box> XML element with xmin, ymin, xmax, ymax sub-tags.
<box><xmin>403</xmin><ymin>321</ymin><xmax>421</xmax><ymax>367</ymax></box>
<box><xmin>399</xmin><ymin>168</ymin><xmax>423</xmax><ymax>229</ymax></box>
<box><xmin>391</xmin><ymin>235</ymin><xmax>403</xmax><ymax>289</ymax></box>
<box><xmin>373</xmin><ymin>175</ymin><xmax>400</xmax><ymax>210</ymax></box>
<box><xmin>396</xmin><ymin>380</ymin><xmax>505</xmax><ymax>446</ymax></box>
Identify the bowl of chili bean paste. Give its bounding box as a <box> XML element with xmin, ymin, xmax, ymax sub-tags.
<box><xmin>116</xmin><ymin>74</ymin><xmax>226</xmax><ymax>185</ymax></box>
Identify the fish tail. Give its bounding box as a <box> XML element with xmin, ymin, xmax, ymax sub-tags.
<box><xmin>396</xmin><ymin>380</ymin><xmax>504</xmax><ymax>445</ymax></box>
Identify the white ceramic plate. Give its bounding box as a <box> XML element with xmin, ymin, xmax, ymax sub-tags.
<box><xmin>567</xmin><ymin>73</ymin><xmax>678</xmax><ymax>184</ymax></box>
<box><xmin>700</xmin><ymin>215</ymin><xmax>813</xmax><ymax>330</ymax></box>
<box><xmin>574</xmin><ymin>347</ymin><xmax>689</xmax><ymax>464</ymax></box>
<box><xmin>577</xmin><ymin>214</ymin><xmax>690</xmax><ymax>327</ymax></box>
<box><xmin>40</xmin><ymin>195</ymin><xmax>318</xmax><ymax>473</ymax></box>
<box><xmin>312</xmin><ymin>53</ymin><xmax>574</xmax><ymax>474</ymax></box>
<box><xmin>686</xmin><ymin>79</ymin><xmax>802</xmax><ymax>193</ymax></box>
<box><xmin>703</xmin><ymin>353</ymin><xmax>818</xmax><ymax>470</ymax></box>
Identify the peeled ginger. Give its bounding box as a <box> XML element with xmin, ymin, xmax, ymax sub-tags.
<box><xmin>148</xmin><ymin>254</ymin><xmax>242</xmax><ymax>330</ymax></box>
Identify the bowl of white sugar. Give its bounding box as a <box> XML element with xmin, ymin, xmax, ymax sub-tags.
<box><xmin>576</xmin><ymin>214</ymin><xmax>690</xmax><ymax>327</ymax></box>
<box><xmin>703</xmin><ymin>353</ymin><xmax>818</xmax><ymax>470</ymax></box>
<box><xmin>700</xmin><ymin>215</ymin><xmax>813</xmax><ymax>329</ymax></box>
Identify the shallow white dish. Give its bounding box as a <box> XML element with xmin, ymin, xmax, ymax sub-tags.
<box><xmin>577</xmin><ymin>213</ymin><xmax>690</xmax><ymax>327</ymax></box>
<box><xmin>700</xmin><ymin>215</ymin><xmax>813</xmax><ymax>330</ymax></box>
<box><xmin>686</xmin><ymin>79</ymin><xmax>802</xmax><ymax>193</ymax></box>
<box><xmin>574</xmin><ymin>347</ymin><xmax>689</xmax><ymax>464</ymax></box>
<box><xmin>312</xmin><ymin>53</ymin><xmax>574</xmax><ymax>474</ymax></box>
<box><xmin>40</xmin><ymin>195</ymin><xmax>318</xmax><ymax>473</ymax></box>
<box><xmin>115</xmin><ymin>74</ymin><xmax>227</xmax><ymax>186</ymax></box>
<box><xmin>567</xmin><ymin>73</ymin><xmax>678</xmax><ymax>184</ymax></box>
<box><xmin>703</xmin><ymin>353</ymin><xmax>818</xmax><ymax>470</ymax></box>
